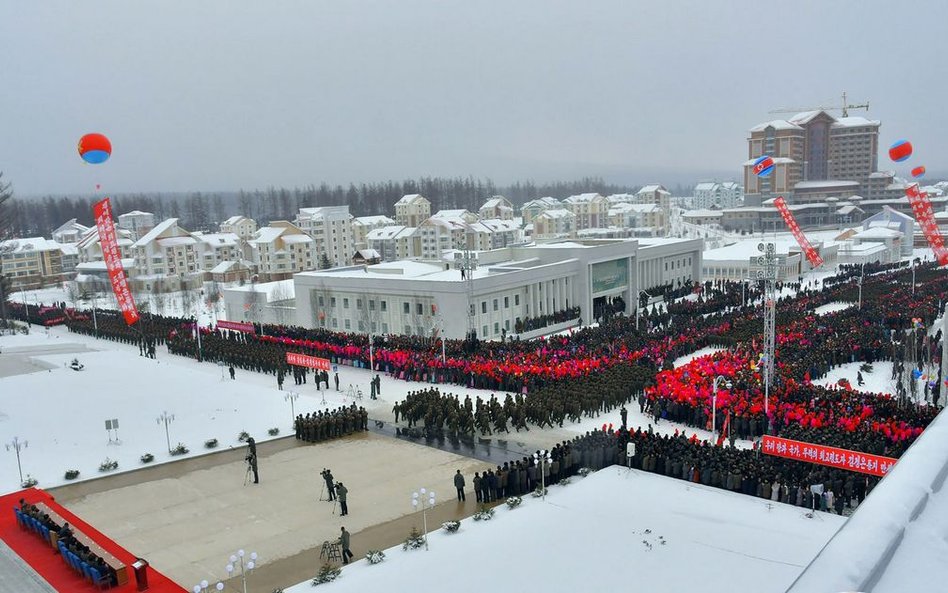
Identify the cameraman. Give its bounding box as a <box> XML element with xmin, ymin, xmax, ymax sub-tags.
<box><xmin>321</xmin><ymin>469</ymin><xmax>335</xmax><ymax>501</ymax></box>
<box><xmin>247</xmin><ymin>437</ymin><xmax>259</xmax><ymax>484</ymax></box>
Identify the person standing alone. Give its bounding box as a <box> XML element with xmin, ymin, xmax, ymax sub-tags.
<box><xmin>339</xmin><ymin>527</ymin><xmax>354</xmax><ymax>564</ymax></box>
<box><xmin>454</xmin><ymin>469</ymin><xmax>466</xmax><ymax>502</ymax></box>
<box><xmin>336</xmin><ymin>482</ymin><xmax>349</xmax><ymax>516</ymax></box>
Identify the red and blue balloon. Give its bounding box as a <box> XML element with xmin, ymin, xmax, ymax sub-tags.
<box><xmin>888</xmin><ymin>139</ymin><xmax>912</xmax><ymax>163</ymax></box>
<box><xmin>78</xmin><ymin>133</ymin><xmax>112</xmax><ymax>164</ymax></box>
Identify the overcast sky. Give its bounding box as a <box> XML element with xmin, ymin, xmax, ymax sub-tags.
<box><xmin>2</xmin><ymin>0</ymin><xmax>946</xmax><ymax>196</ymax></box>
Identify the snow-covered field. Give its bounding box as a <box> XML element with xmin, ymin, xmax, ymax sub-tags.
<box><xmin>286</xmin><ymin>468</ymin><xmax>844</xmax><ymax>593</ymax></box>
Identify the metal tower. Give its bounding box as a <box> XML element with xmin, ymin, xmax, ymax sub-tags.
<box><xmin>756</xmin><ymin>242</ymin><xmax>779</xmax><ymax>428</ymax></box>
<box><xmin>458</xmin><ymin>243</ymin><xmax>477</xmax><ymax>340</ymax></box>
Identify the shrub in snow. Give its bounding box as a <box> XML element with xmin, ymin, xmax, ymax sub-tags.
<box><xmin>21</xmin><ymin>475</ymin><xmax>38</xmax><ymax>487</ymax></box>
<box><xmin>170</xmin><ymin>443</ymin><xmax>189</xmax><ymax>456</ymax></box>
<box><xmin>99</xmin><ymin>458</ymin><xmax>119</xmax><ymax>472</ymax></box>
<box><xmin>268</xmin><ymin>427</ymin><xmax>280</xmax><ymax>436</ymax></box>
<box><xmin>205</xmin><ymin>438</ymin><xmax>218</xmax><ymax>449</ymax></box>
<box><xmin>402</xmin><ymin>526</ymin><xmax>426</xmax><ymax>550</ymax></box>
<box><xmin>140</xmin><ymin>453</ymin><xmax>154</xmax><ymax>464</ymax></box>
<box><xmin>64</xmin><ymin>469</ymin><xmax>80</xmax><ymax>480</ymax></box>
<box><xmin>531</xmin><ymin>486</ymin><xmax>548</xmax><ymax>498</ymax></box>
<box><xmin>442</xmin><ymin>520</ymin><xmax>461</xmax><ymax>533</ymax></box>
<box><xmin>311</xmin><ymin>563</ymin><xmax>341</xmax><ymax>585</ymax></box>
<box><xmin>365</xmin><ymin>549</ymin><xmax>385</xmax><ymax>564</ymax></box>
<box><xmin>505</xmin><ymin>496</ymin><xmax>522</xmax><ymax>509</ymax></box>
<box><xmin>559</xmin><ymin>477</ymin><xmax>572</xmax><ymax>485</ymax></box>
<box><xmin>473</xmin><ymin>505</ymin><xmax>495</xmax><ymax>521</ymax></box>
<box><xmin>238</xmin><ymin>431</ymin><xmax>250</xmax><ymax>442</ymax></box>
<box><xmin>860</xmin><ymin>362</ymin><xmax>873</xmax><ymax>373</ymax></box>
<box><xmin>578</xmin><ymin>467</ymin><xmax>593</xmax><ymax>477</ymax></box>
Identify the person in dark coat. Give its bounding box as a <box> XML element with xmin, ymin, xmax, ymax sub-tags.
<box><xmin>454</xmin><ymin>469</ymin><xmax>466</xmax><ymax>502</ymax></box>
<box><xmin>336</xmin><ymin>482</ymin><xmax>349</xmax><ymax>516</ymax></box>
<box><xmin>473</xmin><ymin>472</ymin><xmax>482</xmax><ymax>503</ymax></box>
<box><xmin>323</xmin><ymin>469</ymin><xmax>335</xmax><ymax>501</ymax></box>
<box><xmin>229</xmin><ymin>365</ymin><xmax>235</xmax><ymax>380</ymax></box>
<box><xmin>339</xmin><ymin>526</ymin><xmax>354</xmax><ymax>564</ymax></box>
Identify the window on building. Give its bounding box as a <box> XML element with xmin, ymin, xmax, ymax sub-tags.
<box><xmin>330</xmin><ymin>297</ymin><xmax>336</xmax><ymax>307</ymax></box>
<box><xmin>416</xmin><ymin>303</ymin><xmax>423</xmax><ymax>315</ymax></box>
<box><xmin>504</xmin><ymin>296</ymin><xmax>509</xmax><ymax>308</ymax></box>
<box><xmin>382</xmin><ymin>323</ymin><xmax>389</xmax><ymax>333</ymax></box>
<box><xmin>405</xmin><ymin>325</ymin><xmax>411</xmax><ymax>334</ymax></box>
<box><xmin>493</xmin><ymin>299</ymin><xmax>498</xmax><ymax>311</ymax></box>
<box><xmin>369</xmin><ymin>300</ymin><xmax>375</xmax><ymax>311</ymax></box>
<box><xmin>515</xmin><ymin>294</ymin><xmax>520</xmax><ymax>306</ymax></box>
<box><xmin>343</xmin><ymin>298</ymin><xmax>349</xmax><ymax>309</ymax></box>
<box><xmin>481</xmin><ymin>302</ymin><xmax>487</xmax><ymax>314</ymax></box>
<box><xmin>505</xmin><ymin>319</ymin><xmax>510</xmax><ymax>330</ymax></box>
<box><xmin>344</xmin><ymin>319</ymin><xmax>350</xmax><ymax>329</ymax></box>
<box><xmin>403</xmin><ymin>302</ymin><xmax>410</xmax><ymax>314</ymax></box>
<box><xmin>494</xmin><ymin>322</ymin><xmax>499</xmax><ymax>334</ymax></box>
<box><xmin>380</xmin><ymin>300</ymin><xmax>387</xmax><ymax>312</ymax></box>
<box><xmin>665</xmin><ymin>262</ymin><xmax>668</xmax><ymax>271</ymax></box>
<box><xmin>358</xmin><ymin>321</ymin><xmax>365</xmax><ymax>331</ymax></box>
<box><xmin>482</xmin><ymin>325</ymin><xmax>488</xmax><ymax>337</ymax></box>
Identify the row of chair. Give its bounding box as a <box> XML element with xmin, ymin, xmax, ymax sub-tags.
<box><xmin>13</xmin><ymin>507</ymin><xmax>111</xmax><ymax>590</ymax></box>
<box><xmin>58</xmin><ymin>540</ymin><xmax>111</xmax><ymax>590</ymax></box>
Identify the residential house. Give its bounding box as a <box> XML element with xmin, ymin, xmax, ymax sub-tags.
<box><xmin>520</xmin><ymin>197</ymin><xmax>562</xmax><ymax>226</ymax></box>
<box><xmin>248</xmin><ymin>221</ymin><xmax>316</xmax><ymax>281</ymax></box>
<box><xmin>128</xmin><ymin>218</ymin><xmax>202</xmax><ymax>291</ymax></box>
<box><xmin>394</xmin><ymin>194</ymin><xmax>431</xmax><ymax>227</ymax></box>
<box><xmin>294</xmin><ymin>205</ymin><xmax>354</xmax><ymax>267</ymax></box>
<box><xmin>352</xmin><ymin>215</ymin><xmax>396</xmax><ymax>251</ymax></box>
<box><xmin>51</xmin><ymin>219</ymin><xmax>91</xmax><ymax>245</ymax></box>
<box><xmin>533</xmin><ymin>209</ymin><xmax>575</xmax><ymax>239</ymax></box>
<box><xmin>478</xmin><ymin>196</ymin><xmax>514</xmax><ymax>221</ymax></box>
<box><xmin>117</xmin><ymin>211</ymin><xmax>156</xmax><ymax>241</ymax></box>
<box><xmin>219</xmin><ymin>215</ymin><xmax>258</xmax><ymax>241</ymax></box>
<box><xmin>0</xmin><ymin>237</ymin><xmax>68</xmax><ymax>290</ymax></box>
<box><xmin>366</xmin><ymin>225</ymin><xmax>417</xmax><ymax>262</ymax></box>
<box><xmin>562</xmin><ymin>193</ymin><xmax>609</xmax><ymax>230</ymax></box>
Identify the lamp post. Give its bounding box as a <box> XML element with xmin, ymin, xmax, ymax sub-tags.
<box><xmin>534</xmin><ymin>449</ymin><xmax>552</xmax><ymax>500</ymax></box>
<box><xmin>192</xmin><ymin>315</ymin><xmax>203</xmax><ymax>362</ymax></box>
<box><xmin>226</xmin><ymin>549</ymin><xmax>257</xmax><ymax>593</ymax></box>
<box><xmin>5</xmin><ymin>436</ymin><xmax>28</xmax><ymax>484</ymax></box>
<box><xmin>411</xmin><ymin>487</ymin><xmax>436</xmax><ymax>551</ymax></box>
<box><xmin>156</xmin><ymin>411</ymin><xmax>175</xmax><ymax>454</ymax></box>
<box><xmin>857</xmin><ymin>262</ymin><xmax>865</xmax><ymax>310</ymax></box>
<box><xmin>711</xmin><ymin>375</ymin><xmax>732</xmax><ymax>444</ymax></box>
<box><xmin>284</xmin><ymin>391</ymin><xmax>299</xmax><ymax>426</ymax></box>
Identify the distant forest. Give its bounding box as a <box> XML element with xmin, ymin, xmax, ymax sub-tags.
<box><xmin>7</xmin><ymin>176</ymin><xmax>691</xmax><ymax>238</ymax></box>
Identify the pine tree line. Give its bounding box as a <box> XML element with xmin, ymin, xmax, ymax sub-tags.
<box><xmin>6</xmin><ymin>175</ymin><xmax>637</xmax><ymax>238</ymax></box>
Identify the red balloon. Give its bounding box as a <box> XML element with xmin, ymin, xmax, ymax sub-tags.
<box><xmin>78</xmin><ymin>133</ymin><xmax>112</xmax><ymax>164</ymax></box>
<box><xmin>911</xmin><ymin>166</ymin><xmax>926</xmax><ymax>179</ymax></box>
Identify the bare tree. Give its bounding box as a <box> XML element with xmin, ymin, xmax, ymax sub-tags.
<box><xmin>270</xmin><ymin>281</ymin><xmax>294</xmax><ymax>325</ymax></box>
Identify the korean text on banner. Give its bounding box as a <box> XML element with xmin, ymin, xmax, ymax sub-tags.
<box><xmin>905</xmin><ymin>184</ymin><xmax>948</xmax><ymax>265</ymax></box>
<box><xmin>217</xmin><ymin>320</ymin><xmax>256</xmax><ymax>333</ymax></box>
<box><xmin>773</xmin><ymin>197</ymin><xmax>824</xmax><ymax>268</ymax></box>
<box><xmin>92</xmin><ymin>198</ymin><xmax>140</xmax><ymax>325</ymax></box>
<box><xmin>761</xmin><ymin>435</ymin><xmax>897</xmax><ymax>477</ymax></box>
<box><xmin>286</xmin><ymin>352</ymin><xmax>331</xmax><ymax>371</ymax></box>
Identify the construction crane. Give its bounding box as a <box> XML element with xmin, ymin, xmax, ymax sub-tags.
<box><xmin>769</xmin><ymin>91</ymin><xmax>869</xmax><ymax>118</ymax></box>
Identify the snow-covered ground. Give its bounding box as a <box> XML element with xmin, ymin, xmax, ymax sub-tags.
<box><xmin>673</xmin><ymin>345</ymin><xmax>725</xmax><ymax>368</ymax></box>
<box><xmin>286</xmin><ymin>468</ymin><xmax>844</xmax><ymax>593</ymax></box>
<box><xmin>813</xmin><ymin>301</ymin><xmax>855</xmax><ymax>316</ymax></box>
<box><xmin>814</xmin><ymin>360</ymin><xmax>938</xmax><ymax>405</ymax></box>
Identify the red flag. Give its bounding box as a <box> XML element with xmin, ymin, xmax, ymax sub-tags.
<box><xmin>92</xmin><ymin>198</ymin><xmax>140</xmax><ymax>326</ymax></box>
<box><xmin>774</xmin><ymin>197</ymin><xmax>824</xmax><ymax>268</ymax></box>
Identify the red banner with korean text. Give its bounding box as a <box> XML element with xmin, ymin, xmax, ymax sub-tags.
<box><xmin>217</xmin><ymin>320</ymin><xmax>256</xmax><ymax>333</ymax></box>
<box><xmin>773</xmin><ymin>197</ymin><xmax>824</xmax><ymax>268</ymax></box>
<box><xmin>905</xmin><ymin>183</ymin><xmax>948</xmax><ymax>266</ymax></box>
<box><xmin>286</xmin><ymin>352</ymin><xmax>331</xmax><ymax>371</ymax></box>
<box><xmin>762</xmin><ymin>435</ymin><xmax>896</xmax><ymax>477</ymax></box>
<box><xmin>92</xmin><ymin>198</ymin><xmax>140</xmax><ymax>326</ymax></box>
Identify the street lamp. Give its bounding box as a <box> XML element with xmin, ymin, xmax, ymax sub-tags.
<box><xmin>226</xmin><ymin>549</ymin><xmax>257</xmax><ymax>593</ymax></box>
<box><xmin>411</xmin><ymin>487</ymin><xmax>436</xmax><ymax>551</ymax></box>
<box><xmin>534</xmin><ymin>449</ymin><xmax>552</xmax><ymax>500</ymax></box>
<box><xmin>711</xmin><ymin>375</ymin><xmax>732</xmax><ymax>445</ymax></box>
<box><xmin>857</xmin><ymin>262</ymin><xmax>865</xmax><ymax>310</ymax></box>
<box><xmin>156</xmin><ymin>411</ymin><xmax>175</xmax><ymax>454</ymax></box>
<box><xmin>284</xmin><ymin>391</ymin><xmax>299</xmax><ymax>426</ymax></box>
<box><xmin>5</xmin><ymin>436</ymin><xmax>28</xmax><ymax>484</ymax></box>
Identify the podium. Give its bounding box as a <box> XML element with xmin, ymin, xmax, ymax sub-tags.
<box><xmin>132</xmin><ymin>558</ymin><xmax>149</xmax><ymax>591</ymax></box>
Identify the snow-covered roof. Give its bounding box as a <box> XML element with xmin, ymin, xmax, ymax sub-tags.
<box><xmin>431</xmin><ymin>209</ymin><xmax>470</xmax><ymax>219</ymax></box>
<box><xmin>52</xmin><ymin>218</ymin><xmax>90</xmax><ymax>236</ymax></box>
<box><xmin>522</xmin><ymin>197</ymin><xmax>561</xmax><ymax>209</ymax></box>
<box><xmin>836</xmin><ymin>205</ymin><xmax>863</xmax><ymax>215</ymax></box>
<box><xmin>538</xmin><ymin>209</ymin><xmax>574</xmax><ymax>220</ymax></box>
<box><xmin>563</xmin><ymin>192</ymin><xmax>604</xmax><ymax>204</ymax></box>
<box><xmin>118</xmin><ymin>210</ymin><xmax>153</xmax><ymax>218</ymax></box>
<box><xmin>787</xmin><ymin>110</ymin><xmax>828</xmax><ymax>125</ymax></box>
<box><xmin>853</xmin><ymin>227</ymin><xmax>902</xmax><ymax>239</ymax></box>
<box><xmin>831</xmin><ymin>116</ymin><xmax>880</xmax><ymax>128</ymax></box>
<box><xmin>749</xmin><ymin>119</ymin><xmax>804</xmax><ymax>132</ymax></box>
<box><xmin>156</xmin><ymin>236</ymin><xmax>197</xmax><ymax>247</ymax></box>
<box><xmin>0</xmin><ymin>237</ymin><xmax>66</xmax><ymax>254</ymax></box>
<box><xmin>682</xmin><ymin>209</ymin><xmax>724</xmax><ymax>218</ymax></box>
<box><xmin>355</xmin><ymin>248</ymin><xmax>381</xmax><ymax>260</ymax></box>
<box><xmin>366</xmin><ymin>225</ymin><xmax>411</xmax><ymax>241</ymax></box>
<box><xmin>222</xmin><ymin>215</ymin><xmax>246</xmax><ymax>225</ymax></box>
<box><xmin>353</xmin><ymin>215</ymin><xmax>395</xmax><ymax>226</ymax></box>
<box><xmin>637</xmin><ymin>184</ymin><xmax>668</xmax><ymax>195</ymax></box>
<box><xmin>75</xmin><ymin>258</ymin><xmax>135</xmax><ymax>271</ymax></box>
<box><xmin>475</xmin><ymin>219</ymin><xmax>520</xmax><ymax>232</ymax></box>
<box><xmin>248</xmin><ymin>227</ymin><xmax>285</xmax><ymax>245</ymax></box>
<box><xmin>480</xmin><ymin>197</ymin><xmax>511</xmax><ymax>210</ymax></box>
<box><xmin>396</xmin><ymin>193</ymin><xmax>427</xmax><ymax>205</ymax></box>
<box><xmin>197</xmin><ymin>233</ymin><xmax>240</xmax><ymax>247</ymax></box>
<box><xmin>694</xmin><ymin>182</ymin><xmax>717</xmax><ymax>191</ymax></box>
<box><xmin>282</xmin><ymin>234</ymin><xmax>313</xmax><ymax>244</ymax></box>
<box><xmin>209</xmin><ymin>260</ymin><xmax>248</xmax><ymax>274</ymax></box>
<box><xmin>132</xmin><ymin>218</ymin><xmax>180</xmax><ymax>248</ymax></box>
<box><xmin>226</xmin><ymin>279</ymin><xmax>295</xmax><ymax>302</ymax></box>
<box><xmin>703</xmin><ymin>239</ymin><xmax>807</xmax><ymax>262</ymax></box>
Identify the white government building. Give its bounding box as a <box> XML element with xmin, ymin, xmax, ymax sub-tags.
<box><xmin>224</xmin><ymin>237</ymin><xmax>702</xmax><ymax>340</ymax></box>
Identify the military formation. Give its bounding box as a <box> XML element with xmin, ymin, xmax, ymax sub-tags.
<box><xmin>295</xmin><ymin>404</ymin><xmax>368</xmax><ymax>442</ymax></box>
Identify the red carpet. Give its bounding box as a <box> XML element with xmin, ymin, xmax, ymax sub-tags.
<box><xmin>0</xmin><ymin>488</ymin><xmax>186</xmax><ymax>593</ymax></box>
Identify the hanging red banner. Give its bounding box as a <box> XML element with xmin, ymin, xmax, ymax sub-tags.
<box><xmin>905</xmin><ymin>183</ymin><xmax>948</xmax><ymax>266</ymax></box>
<box><xmin>762</xmin><ymin>435</ymin><xmax>897</xmax><ymax>477</ymax></box>
<box><xmin>286</xmin><ymin>352</ymin><xmax>331</xmax><ymax>371</ymax></box>
<box><xmin>773</xmin><ymin>197</ymin><xmax>824</xmax><ymax>268</ymax></box>
<box><xmin>92</xmin><ymin>198</ymin><xmax>140</xmax><ymax>325</ymax></box>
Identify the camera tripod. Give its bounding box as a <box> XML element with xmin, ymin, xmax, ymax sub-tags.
<box><xmin>243</xmin><ymin>462</ymin><xmax>253</xmax><ymax>486</ymax></box>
